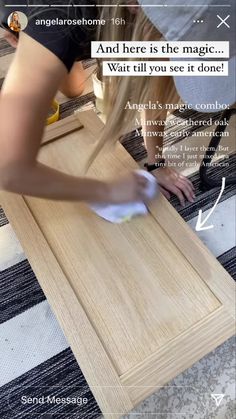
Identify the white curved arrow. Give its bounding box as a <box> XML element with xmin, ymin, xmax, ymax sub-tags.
<box><xmin>195</xmin><ymin>177</ymin><xmax>226</xmax><ymax>232</ymax></box>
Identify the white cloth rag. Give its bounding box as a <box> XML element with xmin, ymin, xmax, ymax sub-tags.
<box><xmin>89</xmin><ymin>170</ymin><xmax>158</xmax><ymax>223</ymax></box>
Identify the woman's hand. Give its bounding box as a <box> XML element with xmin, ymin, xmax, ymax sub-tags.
<box><xmin>152</xmin><ymin>167</ymin><xmax>195</xmax><ymax>206</ymax></box>
<box><xmin>107</xmin><ymin>172</ymin><xmax>151</xmax><ymax>204</ymax></box>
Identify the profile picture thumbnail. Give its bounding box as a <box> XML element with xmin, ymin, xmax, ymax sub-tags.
<box><xmin>8</xmin><ymin>11</ymin><xmax>28</xmax><ymax>33</ymax></box>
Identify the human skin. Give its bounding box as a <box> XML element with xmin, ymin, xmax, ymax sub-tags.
<box><xmin>142</xmin><ymin>109</ymin><xmax>195</xmax><ymax>206</ymax></box>
<box><xmin>0</xmin><ymin>32</ymin><xmax>150</xmax><ymax>204</ymax></box>
<box><xmin>3</xmin><ymin>29</ymin><xmax>85</xmax><ymax>98</ymax></box>
<box><xmin>1</xmin><ymin>29</ymin><xmax>194</xmax><ymax>205</ymax></box>
<box><xmin>4</xmin><ymin>3</ymin><xmax>195</xmax><ymax>205</ymax></box>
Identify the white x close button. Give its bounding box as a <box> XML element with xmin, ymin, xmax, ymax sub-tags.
<box><xmin>217</xmin><ymin>15</ymin><xmax>230</xmax><ymax>29</ymax></box>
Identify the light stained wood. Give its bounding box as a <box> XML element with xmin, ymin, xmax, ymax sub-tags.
<box><xmin>121</xmin><ymin>306</ymin><xmax>234</xmax><ymax>404</ymax></box>
<box><xmin>77</xmin><ymin>112</ymin><xmax>236</xmax><ymax>318</ymax></box>
<box><xmin>42</xmin><ymin>114</ymin><xmax>83</xmax><ymax>146</ymax></box>
<box><xmin>149</xmin><ymin>194</ymin><xmax>236</xmax><ymax>318</ymax></box>
<box><xmin>0</xmin><ymin>192</ymin><xmax>133</xmax><ymax>419</ymax></box>
<box><xmin>1</xmin><ymin>110</ymin><xmax>235</xmax><ymax>417</ymax></box>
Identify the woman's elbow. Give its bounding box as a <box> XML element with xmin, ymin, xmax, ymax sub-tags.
<box><xmin>59</xmin><ymin>62</ymin><xmax>85</xmax><ymax>98</ymax></box>
<box><xmin>59</xmin><ymin>82</ymin><xmax>85</xmax><ymax>98</ymax></box>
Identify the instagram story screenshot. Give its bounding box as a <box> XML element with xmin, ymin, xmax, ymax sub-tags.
<box><xmin>0</xmin><ymin>1</ymin><xmax>235</xmax><ymax>418</ymax></box>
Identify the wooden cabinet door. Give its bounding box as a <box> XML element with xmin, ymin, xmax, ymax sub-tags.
<box><xmin>1</xmin><ymin>111</ymin><xmax>235</xmax><ymax>419</ymax></box>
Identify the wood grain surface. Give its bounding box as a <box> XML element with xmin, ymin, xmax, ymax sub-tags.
<box><xmin>1</xmin><ymin>110</ymin><xmax>235</xmax><ymax>418</ymax></box>
<box><xmin>42</xmin><ymin>114</ymin><xmax>83</xmax><ymax>146</ymax></box>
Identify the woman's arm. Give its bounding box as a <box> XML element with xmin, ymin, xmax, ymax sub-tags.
<box><xmin>59</xmin><ymin>61</ymin><xmax>85</xmax><ymax>98</ymax></box>
<box><xmin>3</xmin><ymin>29</ymin><xmax>85</xmax><ymax>98</ymax></box>
<box><xmin>0</xmin><ymin>32</ymin><xmax>148</xmax><ymax>204</ymax></box>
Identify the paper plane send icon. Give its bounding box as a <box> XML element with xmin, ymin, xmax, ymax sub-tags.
<box><xmin>211</xmin><ymin>394</ymin><xmax>225</xmax><ymax>406</ymax></box>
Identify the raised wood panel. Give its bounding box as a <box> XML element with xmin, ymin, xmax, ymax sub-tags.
<box><xmin>42</xmin><ymin>114</ymin><xmax>83</xmax><ymax>146</ymax></box>
<box><xmin>1</xmin><ymin>110</ymin><xmax>235</xmax><ymax>418</ymax></box>
<box><xmin>27</xmin><ymin>128</ymin><xmax>221</xmax><ymax>376</ymax></box>
<box><xmin>0</xmin><ymin>193</ymin><xmax>133</xmax><ymax>419</ymax></box>
<box><xmin>121</xmin><ymin>306</ymin><xmax>234</xmax><ymax>405</ymax></box>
